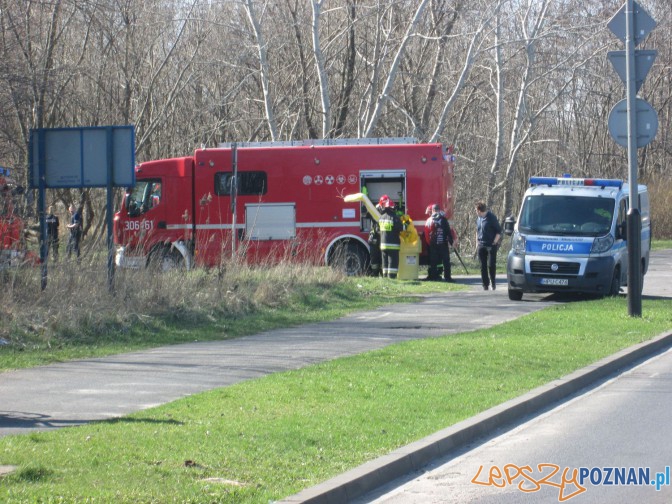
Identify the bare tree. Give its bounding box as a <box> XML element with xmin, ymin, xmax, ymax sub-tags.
<box><xmin>311</xmin><ymin>1</ymin><xmax>332</xmax><ymax>138</ymax></box>
<box><xmin>0</xmin><ymin>0</ymin><xmax>670</xmax><ymax>238</ymax></box>
<box><xmin>242</xmin><ymin>0</ymin><xmax>278</xmax><ymax>141</ymax></box>
<box><xmin>429</xmin><ymin>5</ymin><xmax>492</xmax><ymax>143</ymax></box>
<box><xmin>362</xmin><ymin>0</ymin><xmax>429</xmax><ymax>138</ymax></box>
<box><xmin>487</xmin><ymin>0</ymin><xmax>608</xmax><ymax>216</ymax></box>
<box><xmin>0</xmin><ymin>0</ymin><xmax>66</xmax><ymax>186</ymax></box>
<box><xmin>285</xmin><ymin>0</ymin><xmax>318</xmax><ymax>139</ymax></box>
<box><xmin>417</xmin><ymin>0</ymin><xmax>463</xmax><ymax>138</ymax></box>
<box><xmin>332</xmin><ymin>0</ymin><xmax>357</xmax><ymax>138</ymax></box>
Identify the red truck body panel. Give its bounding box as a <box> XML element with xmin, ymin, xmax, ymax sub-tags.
<box><xmin>114</xmin><ymin>141</ymin><xmax>455</xmax><ymax>272</ymax></box>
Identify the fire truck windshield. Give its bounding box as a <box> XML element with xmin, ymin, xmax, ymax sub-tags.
<box><xmin>126</xmin><ymin>179</ymin><xmax>161</xmax><ymax>217</ymax></box>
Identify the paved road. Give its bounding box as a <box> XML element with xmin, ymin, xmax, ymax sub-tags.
<box><xmin>363</xmin><ymin>347</ymin><xmax>672</xmax><ymax>504</ymax></box>
<box><xmin>0</xmin><ymin>271</ymin><xmax>558</xmax><ymax>438</ymax></box>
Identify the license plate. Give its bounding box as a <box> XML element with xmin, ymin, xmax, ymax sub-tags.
<box><xmin>540</xmin><ymin>278</ymin><xmax>569</xmax><ymax>286</ymax></box>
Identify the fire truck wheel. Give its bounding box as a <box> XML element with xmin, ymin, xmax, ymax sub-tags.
<box><xmin>148</xmin><ymin>246</ymin><xmax>184</xmax><ymax>272</ymax></box>
<box><xmin>330</xmin><ymin>241</ymin><xmax>367</xmax><ymax>277</ymax></box>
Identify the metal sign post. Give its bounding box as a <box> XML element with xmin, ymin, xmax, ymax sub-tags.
<box><xmin>607</xmin><ymin>0</ymin><xmax>657</xmax><ymax>317</ymax></box>
<box><xmin>230</xmin><ymin>143</ymin><xmax>238</xmax><ymax>258</ymax></box>
<box><xmin>29</xmin><ymin>126</ymin><xmax>135</xmax><ymax>291</ymax></box>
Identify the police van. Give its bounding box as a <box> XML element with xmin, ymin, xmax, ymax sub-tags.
<box><xmin>504</xmin><ymin>176</ymin><xmax>650</xmax><ymax>301</ymax></box>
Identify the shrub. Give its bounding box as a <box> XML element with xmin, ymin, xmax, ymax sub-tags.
<box><xmin>0</xmin><ymin>251</ymin><xmax>344</xmax><ymax>349</ymax></box>
<box><xmin>643</xmin><ymin>175</ymin><xmax>672</xmax><ymax>239</ymax></box>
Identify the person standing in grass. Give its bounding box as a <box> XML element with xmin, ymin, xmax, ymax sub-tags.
<box><xmin>45</xmin><ymin>205</ymin><xmax>60</xmax><ymax>262</ymax></box>
<box><xmin>474</xmin><ymin>201</ymin><xmax>502</xmax><ymax>291</ymax></box>
<box><xmin>66</xmin><ymin>204</ymin><xmax>82</xmax><ymax>261</ymax></box>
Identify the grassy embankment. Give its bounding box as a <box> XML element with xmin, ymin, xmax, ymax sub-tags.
<box><xmin>0</xmin><ymin>247</ymin><xmax>671</xmax><ymax>502</ymax></box>
<box><xmin>0</xmin><ymin>258</ymin><xmax>466</xmax><ymax>371</ymax></box>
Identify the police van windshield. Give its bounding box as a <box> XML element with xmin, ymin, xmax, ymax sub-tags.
<box><xmin>518</xmin><ymin>195</ymin><xmax>615</xmax><ymax>236</ymax></box>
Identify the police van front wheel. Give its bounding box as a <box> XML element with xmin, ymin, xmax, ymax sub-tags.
<box><xmin>508</xmin><ymin>288</ymin><xmax>523</xmax><ymax>301</ymax></box>
<box><xmin>608</xmin><ymin>267</ymin><xmax>621</xmax><ymax>297</ymax></box>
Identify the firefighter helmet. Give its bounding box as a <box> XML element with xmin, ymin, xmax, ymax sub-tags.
<box><xmin>378</xmin><ymin>195</ymin><xmax>394</xmax><ymax>208</ymax></box>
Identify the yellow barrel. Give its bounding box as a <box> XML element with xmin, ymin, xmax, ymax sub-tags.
<box><xmin>398</xmin><ymin>233</ymin><xmax>422</xmax><ymax>280</ymax></box>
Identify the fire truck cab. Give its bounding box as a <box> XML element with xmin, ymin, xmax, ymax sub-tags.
<box><xmin>114</xmin><ymin>138</ymin><xmax>455</xmax><ymax>274</ymax></box>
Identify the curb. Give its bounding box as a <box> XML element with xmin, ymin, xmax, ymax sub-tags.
<box><xmin>280</xmin><ymin>329</ymin><xmax>672</xmax><ymax>503</ymax></box>
<box><xmin>0</xmin><ymin>466</ymin><xmax>17</xmax><ymax>477</ymax></box>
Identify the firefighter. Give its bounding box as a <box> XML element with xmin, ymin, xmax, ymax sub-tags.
<box><xmin>367</xmin><ymin>203</ymin><xmax>383</xmax><ymax>277</ymax></box>
<box><xmin>150</xmin><ymin>183</ymin><xmax>161</xmax><ymax>208</ymax></box>
<box><xmin>424</xmin><ymin>203</ymin><xmax>453</xmax><ymax>281</ymax></box>
<box><xmin>378</xmin><ymin>195</ymin><xmax>403</xmax><ymax>279</ymax></box>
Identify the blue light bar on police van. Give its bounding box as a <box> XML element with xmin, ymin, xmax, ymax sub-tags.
<box><xmin>529</xmin><ymin>177</ymin><xmax>622</xmax><ymax>189</ymax></box>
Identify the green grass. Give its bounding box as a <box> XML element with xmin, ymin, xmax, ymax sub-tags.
<box><xmin>652</xmin><ymin>239</ymin><xmax>672</xmax><ymax>250</ymax></box>
<box><xmin>0</xmin><ymin>273</ymin><xmax>465</xmax><ymax>372</ymax></box>
<box><xmin>1</xmin><ymin>296</ymin><xmax>671</xmax><ymax>503</ymax></box>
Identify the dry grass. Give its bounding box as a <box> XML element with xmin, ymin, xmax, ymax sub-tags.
<box><xmin>645</xmin><ymin>175</ymin><xmax>672</xmax><ymax>239</ymax></box>
<box><xmin>0</xmin><ymin>251</ymin><xmax>344</xmax><ymax>349</ymax></box>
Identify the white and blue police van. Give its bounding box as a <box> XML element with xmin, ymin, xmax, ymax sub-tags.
<box><xmin>504</xmin><ymin>176</ymin><xmax>650</xmax><ymax>301</ymax></box>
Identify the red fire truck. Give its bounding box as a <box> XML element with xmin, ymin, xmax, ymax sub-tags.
<box><xmin>113</xmin><ymin>138</ymin><xmax>455</xmax><ymax>274</ymax></box>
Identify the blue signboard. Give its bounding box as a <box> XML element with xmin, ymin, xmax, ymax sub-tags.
<box><xmin>29</xmin><ymin>126</ymin><xmax>135</xmax><ymax>189</ymax></box>
<box><xmin>29</xmin><ymin>125</ymin><xmax>135</xmax><ymax>291</ymax></box>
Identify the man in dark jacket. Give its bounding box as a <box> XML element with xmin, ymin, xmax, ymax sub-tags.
<box><xmin>45</xmin><ymin>205</ymin><xmax>60</xmax><ymax>262</ymax></box>
<box><xmin>66</xmin><ymin>204</ymin><xmax>82</xmax><ymax>261</ymax></box>
<box><xmin>475</xmin><ymin>201</ymin><xmax>502</xmax><ymax>290</ymax></box>
<box><xmin>378</xmin><ymin>195</ymin><xmax>403</xmax><ymax>279</ymax></box>
<box><xmin>424</xmin><ymin>203</ymin><xmax>454</xmax><ymax>281</ymax></box>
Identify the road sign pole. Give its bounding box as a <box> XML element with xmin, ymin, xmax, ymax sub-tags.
<box><xmin>36</xmin><ymin>129</ymin><xmax>49</xmax><ymax>291</ymax></box>
<box><xmin>608</xmin><ymin>1</ymin><xmax>657</xmax><ymax>317</ymax></box>
<box><xmin>106</xmin><ymin>127</ymin><xmax>115</xmax><ymax>294</ymax></box>
<box><xmin>625</xmin><ymin>0</ymin><xmax>642</xmax><ymax>317</ymax></box>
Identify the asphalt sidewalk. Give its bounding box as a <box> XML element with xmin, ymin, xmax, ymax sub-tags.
<box><xmin>1</xmin><ymin>250</ymin><xmax>671</xmax><ymax>501</ymax></box>
<box><xmin>0</xmin><ymin>275</ymin><xmax>559</xmax><ymax>438</ymax></box>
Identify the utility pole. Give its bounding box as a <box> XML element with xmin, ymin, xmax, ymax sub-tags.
<box><xmin>607</xmin><ymin>0</ymin><xmax>658</xmax><ymax>317</ymax></box>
